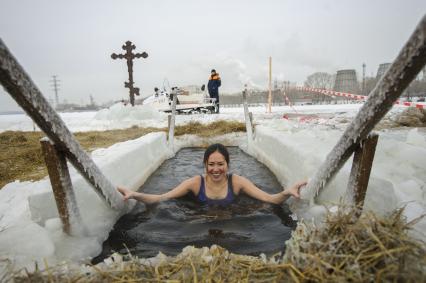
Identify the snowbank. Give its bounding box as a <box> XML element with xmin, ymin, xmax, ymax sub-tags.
<box><xmin>0</xmin><ymin>104</ymin><xmax>362</xmax><ymax>133</ymax></box>
<box><xmin>0</xmin><ymin>132</ymin><xmax>172</xmax><ymax>271</ymax></box>
<box><xmin>248</xmin><ymin>120</ymin><xmax>426</xmax><ymax>237</ymax></box>
<box><xmin>0</xmin><ymin>103</ymin><xmax>168</xmax><ymax>133</ymax></box>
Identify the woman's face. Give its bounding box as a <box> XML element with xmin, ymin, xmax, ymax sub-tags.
<box><xmin>205</xmin><ymin>151</ymin><xmax>228</xmax><ymax>182</ymax></box>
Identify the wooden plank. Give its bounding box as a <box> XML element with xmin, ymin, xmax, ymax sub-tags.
<box><xmin>40</xmin><ymin>138</ymin><xmax>83</xmax><ymax>235</ymax></box>
<box><xmin>346</xmin><ymin>134</ymin><xmax>379</xmax><ymax>212</ymax></box>
<box><xmin>0</xmin><ymin>38</ymin><xmax>125</xmax><ymax>210</ymax></box>
<box><xmin>304</xmin><ymin>15</ymin><xmax>426</xmax><ymax>201</ymax></box>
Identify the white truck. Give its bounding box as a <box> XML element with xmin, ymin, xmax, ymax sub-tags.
<box><xmin>143</xmin><ymin>86</ymin><xmax>217</xmax><ymax>114</ymax></box>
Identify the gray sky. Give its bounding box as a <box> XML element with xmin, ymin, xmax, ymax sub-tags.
<box><xmin>1</xmin><ymin>0</ymin><xmax>425</xmax><ymax>111</ymax></box>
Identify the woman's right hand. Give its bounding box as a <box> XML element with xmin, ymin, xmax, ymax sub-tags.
<box><xmin>283</xmin><ymin>180</ymin><xmax>307</xmax><ymax>199</ymax></box>
<box><xmin>117</xmin><ymin>186</ymin><xmax>134</xmax><ymax>201</ymax></box>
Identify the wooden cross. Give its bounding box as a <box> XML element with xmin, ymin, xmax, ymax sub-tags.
<box><xmin>111</xmin><ymin>41</ymin><xmax>148</xmax><ymax>106</ymax></box>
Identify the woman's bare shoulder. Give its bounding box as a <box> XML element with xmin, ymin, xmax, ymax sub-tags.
<box><xmin>230</xmin><ymin>174</ymin><xmax>247</xmax><ymax>183</ymax></box>
<box><xmin>186</xmin><ymin>175</ymin><xmax>202</xmax><ymax>184</ymax></box>
<box><xmin>183</xmin><ymin>175</ymin><xmax>202</xmax><ymax>193</ymax></box>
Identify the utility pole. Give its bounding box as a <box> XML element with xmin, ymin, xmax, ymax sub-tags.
<box><xmin>362</xmin><ymin>63</ymin><xmax>366</xmax><ymax>95</ymax></box>
<box><xmin>50</xmin><ymin>75</ymin><xmax>60</xmax><ymax>108</ymax></box>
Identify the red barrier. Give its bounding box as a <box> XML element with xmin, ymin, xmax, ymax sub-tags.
<box><xmin>295</xmin><ymin>86</ymin><xmax>424</xmax><ymax>109</ymax></box>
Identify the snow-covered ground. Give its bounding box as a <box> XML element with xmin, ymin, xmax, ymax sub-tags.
<box><xmin>0</xmin><ymin>103</ymin><xmax>365</xmax><ymax>132</ymax></box>
<box><xmin>0</xmin><ymin>102</ymin><xmax>425</xmax><ymax>274</ymax></box>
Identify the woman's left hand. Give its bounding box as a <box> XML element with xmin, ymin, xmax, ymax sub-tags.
<box><xmin>117</xmin><ymin>186</ymin><xmax>134</xmax><ymax>201</ymax></box>
<box><xmin>284</xmin><ymin>180</ymin><xmax>308</xmax><ymax>199</ymax></box>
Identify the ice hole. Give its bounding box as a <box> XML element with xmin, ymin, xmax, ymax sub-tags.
<box><xmin>93</xmin><ymin>147</ymin><xmax>296</xmax><ymax>263</ymax></box>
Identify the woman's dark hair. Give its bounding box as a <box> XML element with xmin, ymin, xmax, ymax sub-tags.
<box><xmin>203</xmin><ymin>143</ymin><xmax>230</xmax><ymax>166</ymax></box>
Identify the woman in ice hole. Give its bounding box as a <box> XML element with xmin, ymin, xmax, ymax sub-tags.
<box><xmin>118</xmin><ymin>143</ymin><xmax>307</xmax><ymax>206</ymax></box>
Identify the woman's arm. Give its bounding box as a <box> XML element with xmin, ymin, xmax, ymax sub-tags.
<box><xmin>236</xmin><ymin>175</ymin><xmax>307</xmax><ymax>205</ymax></box>
<box><xmin>117</xmin><ymin>177</ymin><xmax>198</xmax><ymax>204</ymax></box>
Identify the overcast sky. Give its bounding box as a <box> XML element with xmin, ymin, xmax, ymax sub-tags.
<box><xmin>1</xmin><ymin>0</ymin><xmax>425</xmax><ymax>111</ymax></box>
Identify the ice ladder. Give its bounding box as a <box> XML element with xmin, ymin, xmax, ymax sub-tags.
<box><xmin>305</xmin><ymin>15</ymin><xmax>426</xmax><ymax>212</ymax></box>
<box><xmin>241</xmin><ymin>15</ymin><xmax>426</xmax><ymax>213</ymax></box>
<box><xmin>0</xmin><ymin>39</ymin><xmax>127</xmax><ymax>235</ymax></box>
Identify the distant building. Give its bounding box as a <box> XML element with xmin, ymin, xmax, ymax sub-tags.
<box><xmin>333</xmin><ymin>69</ymin><xmax>360</xmax><ymax>94</ymax></box>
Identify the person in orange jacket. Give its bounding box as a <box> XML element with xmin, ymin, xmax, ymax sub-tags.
<box><xmin>207</xmin><ymin>69</ymin><xmax>221</xmax><ymax>113</ymax></box>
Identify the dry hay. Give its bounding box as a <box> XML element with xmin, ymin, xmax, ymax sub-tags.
<box><xmin>5</xmin><ymin>207</ymin><xmax>425</xmax><ymax>283</ymax></box>
<box><xmin>5</xmin><ymin>246</ymin><xmax>299</xmax><ymax>283</ymax></box>
<box><xmin>0</xmin><ymin>127</ymin><xmax>158</xmax><ymax>188</ymax></box>
<box><xmin>0</xmin><ymin>121</ymin><xmax>246</xmax><ymax>189</ymax></box>
<box><xmin>174</xmin><ymin>121</ymin><xmax>246</xmax><ymax>137</ymax></box>
<box><xmin>394</xmin><ymin>107</ymin><xmax>426</xmax><ymax>127</ymax></box>
<box><xmin>376</xmin><ymin>107</ymin><xmax>426</xmax><ymax>129</ymax></box>
<box><xmin>285</xmin><ymin>207</ymin><xmax>426</xmax><ymax>282</ymax></box>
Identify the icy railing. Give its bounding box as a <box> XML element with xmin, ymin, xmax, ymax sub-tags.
<box><xmin>168</xmin><ymin>88</ymin><xmax>178</xmax><ymax>151</ymax></box>
<box><xmin>0</xmin><ymin>38</ymin><xmax>128</xmax><ymax>234</ymax></box>
<box><xmin>242</xmin><ymin>86</ymin><xmax>254</xmax><ymax>143</ymax></box>
<box><xmin>295</xmin><ymin>86</ymin><xmax>425</xmax><ymax>109</ymax></box>
<box><xmin>305</xmin><ymin>14</ymin><xmax>426</xmax><ymax>203</ymax></box>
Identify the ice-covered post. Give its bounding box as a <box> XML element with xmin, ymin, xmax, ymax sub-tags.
<box><xmin>249</xmin><ymin>112</ymin><xmax>254</xmax><ymax>134</ymax></box>
<box><xmin>242</xmin><ymin>86</ymin><xmax>254</xmax><ymax>143</ymax></box>
<box><xmin>40</xmin><ymin>138</ymin><xmax>84</xmax><ymax>235</ymax></box>
<box><xmin>0</xmin><ymin>38</ymin><xmax>126</xmax><ymax>211</ymax></box>
<box><xmin>168</xmin><ymin>88</ymin><xmax>177</xmax><ymax>150</ymax></box>
<box><xmin>305</xmin><ymin>15</ymin><xmax>426</xmax><ymax>202</ymax></box>
<box><xmin>167</xmin><ymin>115</ymin><xmax>171</xmax><ymax>140</ymax></box>
<box><xmin>345</xmin><ymin>134</ymin><xmax>379</xmax><ymax>213</ymax></box>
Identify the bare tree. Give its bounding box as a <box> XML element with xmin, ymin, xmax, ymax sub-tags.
<box><xmin>304</xmin><ymin>72</ymin><xmax>334</xmax><ymax>103</ymax></box>
<box><xmin>304</xmin><ymin>72</ymin><xmax>334</xmax><ymax>89</ymax></box>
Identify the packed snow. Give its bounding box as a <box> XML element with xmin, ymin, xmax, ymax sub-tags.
<box><xmin>0</xmin><ymin>102</ymin><xmax>425</xmax><ymax>275</ymax></box>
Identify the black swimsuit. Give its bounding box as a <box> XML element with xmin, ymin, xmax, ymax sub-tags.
<box><xmin>197</xmin><ymin>174</ymin><xmax>235</xmax><ymax>206</ymax></box>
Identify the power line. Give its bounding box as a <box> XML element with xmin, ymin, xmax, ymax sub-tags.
<box><xmin>49</xmin><ymin>75</ymin><xmax>60</xmax><ymax>107</ymax></box>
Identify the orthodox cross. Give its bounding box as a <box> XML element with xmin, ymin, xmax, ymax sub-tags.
<box><xmin>111</xmin><ymin>41</ymin><xmax>148</xmax><ymax>106</ymax></box>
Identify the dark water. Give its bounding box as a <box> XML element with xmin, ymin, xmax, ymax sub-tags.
<box><xmin>93</xmin><ymin>147</ymin><xmax>296</xmax><ymax>263</ymax></box>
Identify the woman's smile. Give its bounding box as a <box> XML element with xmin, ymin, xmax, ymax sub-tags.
<box><xmin>209</xmin><ymin>171</ymin><xmax>225</xmax><ymax>181</ymax></box>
